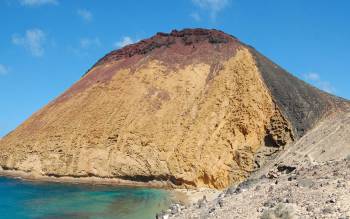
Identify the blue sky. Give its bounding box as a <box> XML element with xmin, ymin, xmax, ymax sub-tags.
<box><xmin>1</xmin><ymin>0</ymin><xmax>349</xmax><ymax>137</ymax></box>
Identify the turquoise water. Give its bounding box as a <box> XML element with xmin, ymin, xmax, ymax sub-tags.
<box><xmin>0</xmin><ymin>177</ymin><xmax>170</xmax><ymax>219</ymax></box>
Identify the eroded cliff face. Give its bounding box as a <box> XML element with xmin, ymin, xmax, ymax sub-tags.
<box><xmin>0</xmin><ymin>41</ymin><xmax>293</xmax><ymax>188</ymax></box>
<box><xmin>0</xmin><ymin>29</ymin><xmax>299</xmax><ymax>189</ymax></box>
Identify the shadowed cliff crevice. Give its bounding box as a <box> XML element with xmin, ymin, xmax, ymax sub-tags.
<box><xmin>117</xmin><ymin>175</ymin><xmax>197</xmax><ymax>187</ymax></box>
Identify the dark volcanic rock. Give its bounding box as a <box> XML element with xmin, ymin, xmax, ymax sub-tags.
<box><xmin>249</xmin><ymin>48</ymin><xmax>349</xmax><ymax>137</ymax></box>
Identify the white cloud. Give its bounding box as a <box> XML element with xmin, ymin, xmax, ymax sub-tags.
<box><xmin>192</xmin><ymin>0</ymin><xmax>230</xmax><ymax>20</ymax></box>
<box><xmin>318</xmin><ymin>81</ymin><xmax>335</xmax><ymax>94</ymax></box>
<box><xmin>303</xmin><ymin>72</ymin><xmax>335</xmax><ymax>94</ymax></box>
<box><xmin>304</xmin><ymin>72</ymin><xmax>320</xmax><ymax>81</ymax></box>
<box><xmin>190</xmin><ymin>12</ymin><xmax>201</xmax><ymax>21</ymax></box>
<box><xmin>0</xmin><ymin>64</ymin><xmax>9</xmax><ymax>75</ymax></box>
<box><xmin>68</xmin><ymin>37</ymin><xmax>101</xmax><ymax>57</ymax></box>
<box><xmin>12</xmin><ymin>28</ymin><xmax>46</xmax><ymax>57</ymax></box>
<box><xmin>77</xmin><ymin>9</ymin><xmax>93</xmax><ymax>22</ymax></box>
<box><xmin>19</xmin><ymin>0</ymin><xmax>58</xmax><ymax>6</ymax></box>
<box><xmin>114</xmin><ymin>37</ymin><xmax>135</xmax><ymax>48</ymax></box>
<box><xmin>79</xmin><ymin>37</ymin><xmax>101</xmax><ymax>49</ymax></box>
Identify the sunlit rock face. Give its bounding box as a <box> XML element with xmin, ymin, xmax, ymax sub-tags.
<box><xmin>0</xmin><ymin>29</ymin><xmax>347</xmax><ymax>189</ymax></box>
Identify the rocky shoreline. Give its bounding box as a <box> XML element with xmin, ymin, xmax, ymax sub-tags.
<box><xmin>3</xmin><ymin>157</ymin><xmax>350</xmax><ymax>219</ymax></box>
<box><xmin>0</xmin><ymin>167</ymin><xmax>175</xmax><ymax>189</ymax></box>
<box><xmin>0</xmin><ymin>167</ymin><xmax>222</xmax><ymax>218</ymax></box>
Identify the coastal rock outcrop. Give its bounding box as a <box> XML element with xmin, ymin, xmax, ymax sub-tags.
<box><xmin>0</xmin><ymin>29</ymin><xmax>348</xmax><ymax>188</ymax></box>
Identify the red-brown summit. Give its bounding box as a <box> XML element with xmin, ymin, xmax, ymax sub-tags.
<box><xmin>63</xmin><ymin>28</ymin><xmax>241</xmax><ymax>105</ymax></box>
<box><xmin>94</xmin><ymin>28</ymin><xmax>237</xmax><ymax>66</ymax></box>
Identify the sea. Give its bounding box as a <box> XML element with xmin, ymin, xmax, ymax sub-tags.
<box><xmin>0</xmin><ymin>177</ymin><xmax>171</xmax><ymax>219</ymax></box>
